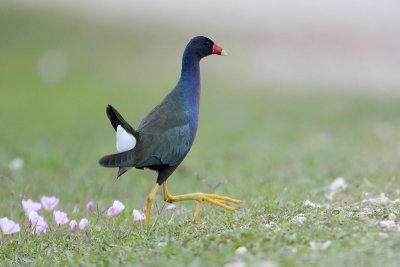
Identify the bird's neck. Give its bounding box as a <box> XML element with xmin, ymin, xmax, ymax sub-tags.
<box><xmin>175</xmin><ymin>49</ymin><xmax>201</xmax><ymax>109</ymax></box>
<box><xmin>178</xmin><ymin>49</ymin><xmax>200</xmax><ymax>92</ymax></box>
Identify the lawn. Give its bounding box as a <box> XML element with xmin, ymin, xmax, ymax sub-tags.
<box><xmin>1</xmin><ymin>4</ymin><xmax>400</xmax><ymax>266</ymax></box>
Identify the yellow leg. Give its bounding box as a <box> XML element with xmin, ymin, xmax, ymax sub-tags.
<box><xmin>162</xmin><ymin>181</ymin><xmax>241</xmax><ymax>223</ymax></box>
<box><xmin>145</xmin><ymin>183</ymin><xmax>160</xmax><ymax>227</ymax></box>
<box><xmin>193</xmin><ymin>201</ymin><xmax>202</xmax><ymax>223</ymax></box>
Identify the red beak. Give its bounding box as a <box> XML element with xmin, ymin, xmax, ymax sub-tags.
<box><xmin>212</xmin><ymin>43</ymin><xmax>223</xmax><ymax>55</ymax></box>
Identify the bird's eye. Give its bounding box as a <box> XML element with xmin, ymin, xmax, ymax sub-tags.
<box><xmin>205</xmin><ymin>42</ymin><xmax>212</xmax><ymax>47</ymax></box>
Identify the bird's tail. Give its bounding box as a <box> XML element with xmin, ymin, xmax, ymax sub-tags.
<box><xmin>98</xmin><ymin>150</ymin><xmax>133</xmax><ymax>168</ymax></box>
<box><xmin>99</xmin><ymin>105</ymin><xmax>139</xmax><ymax>178</ymax></box>
<box><xmin>98</xmin><ymin>150</ymin><xmax>134</xmax><ymax>179</ymax></box>
<box><xmin>106</xmin><ymin>104</ymin><xmax>139</xmax><ymax>138</ymax></box>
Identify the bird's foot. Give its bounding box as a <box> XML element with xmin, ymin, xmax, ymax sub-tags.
<box><xmin>162</xmin><ymin>182</ymin><xmax>241</xmax><ymax>223</ymax></box>
<box><xmin>190</xmin><ymin>193</ymin><xmax>241</xmax><ymax>223</ymax></box>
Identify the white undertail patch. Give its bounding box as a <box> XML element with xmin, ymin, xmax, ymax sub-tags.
<box><xmin>116</xmin><ymin>125</ymin><xmax>136</xmax><ymax>152</ymax></box>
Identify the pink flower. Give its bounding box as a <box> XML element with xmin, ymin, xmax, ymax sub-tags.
<box><xmin>22</xmin><ymin>199</ymin><xmax>42</xmax><ymax>216</ymax></box>
<box><xmin>70</xmin><ymin>220</ymin><xmax>77</xmax><ymax>233</ymax></box>
<box><xmin>40</xmin><ymin>196</ymin><xmax>59</xmax><ymax>211</ymax></box>
<box><xmin>73</xmin><ymin>204</ymin><xmax>79</xmax><ymax>214</ymax></box>
<box><xmin>132</xmin><ymin>209</ymin><xmax>146</xmax><ymax>221</ymax></box>
<box><xmin>33</xmin><ymin>216</ymin><xmax>48</xmax><ymax>235</ymax></box>
<box><xmin>28</xmin><ymin>212</ymin><xmax>46</xmax><ymax>235</ymax></box>
<box><xmin>28</xmin><ymin>211</ymin><xmax>40</xmax><ymax>227</ymax></box>
<box><xmin>79</xmin><ymin>218</ymin><xmax>88</xmax><ymax>233</ymax></box>
<box><xmin>166</xmin><ymin>204</ymin><xmax>178</xmax><ymax>212</ymax></box>
<box><xmin>142</xmin><ymin>204</ymin><xmax>154</xmax><ymax>213</ymax></box>
<box><xmin>53</xmin><ymin>210</ymin><xmax>69</xmax><ymax>226</ymax></box>
<box><xmin>107</xmin><ymin>200</ymin><xmax>125</xmax><ymax>218</ymax></box>
<box><xmin>86</xmin><ymin>201</ymin><xmax>94</xmax><ymax>213</ymax></box>
<box><xmin>0</xmin><ymin>217</ymin><xmax>21</xmax><ymax>236</ymax></box>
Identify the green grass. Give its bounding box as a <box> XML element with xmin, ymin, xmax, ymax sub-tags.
<box><xmin>1</xmin><ymin>3</ymin><xmax>400</xmax><ymax>266</ymax></box>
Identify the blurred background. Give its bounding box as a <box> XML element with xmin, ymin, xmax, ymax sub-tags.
<box><xmin>1</xmin><ymin>0</ymin><xmax>400</xmax><ymax>208</ymax></box>
<box><xmin>7</xmin><ymin>0</ymin><xmax>400</xmax><ymax>90</ymax></box>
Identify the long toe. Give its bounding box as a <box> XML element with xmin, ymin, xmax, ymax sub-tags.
<box><xmin>204</xmin><ymin>196</ymin><xmax>238</xmax><ymax>211</ymax></box>
<box><xmin>204</xmin><ymin>194</ymin><xmax>242</xmax><ymax>205</ymax></box>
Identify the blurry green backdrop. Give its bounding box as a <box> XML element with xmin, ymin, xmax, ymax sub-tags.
<box><xmin>1</xmin><ymin>2</ymin><xmax>400</xmax><ymax>266</ymax></box>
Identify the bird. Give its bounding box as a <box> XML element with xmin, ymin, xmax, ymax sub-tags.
<box><xmin>99</xmin><ymin>36</ymin><xmax>241</xmax><ymax>227</ymax></box>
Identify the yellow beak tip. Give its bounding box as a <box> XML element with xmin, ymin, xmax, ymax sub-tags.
<box><xmin>220</xmin><ymin>50</ymin><xmax>228</xmax><ymax>56</ymax></box>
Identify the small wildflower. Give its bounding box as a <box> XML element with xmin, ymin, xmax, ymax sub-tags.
<box><xmin>70</xmin><ymin>220</ymin><xmax>77</xmax><ymax>233</ymax></box>
<box><xmin>22</xmin><ymin>199</ymin><xmax>42</xmax><ymax>216</ymax></box>
<box><xmin>166</xmin><ymin>204</ymin><xmax>178</xmax><ymax>212</ymax></box>
<box><xmin>86</xmin><ymin>201</ymin><xmax>94</xmax><ymax>213</ymax></box>
<box><xmin>73</xmin><ymin>204</ymin><xmax>79</xmax><ymax>214</ymax></box>
<box><xmin>33</xmin><ymin>217</ymin><xmax>48</xmax><ymax>235</ymax></box>
<box><xmin>79</xmin><ymin>218</ymin><xmax>88</xmax><ymax>233</ymax></box>
<box><xmin>132</xmin><ymin>209</ymin><xmax>146</xmax><ymax>221</ymax></box>
<box><xmin>143</xmin><ymin>204</ymin><xmax>154</xmax><ymax>213</ymax></box>
<box><xmin>40</xmin><ymin>196</ymin><xmax>59</xmax><ymax>211</ymax></box>
<box><xmin>0</xmin><ymin>217</ymin><xmax>21</xmax><ymax>236</ymax></box>
<box><xmin>28</xmin><ymin>211</ymin><xmax>40</xmax><ymax>227</ymax></box>
<box><xmin>53</xmin><ymin>210</ymin><xmax>69</xmax><ymax>226</ymax></box>
<box><xmin>107</xmin><ymin>200</ymin><xmax>125</xmax><ymax>218</ymax></box>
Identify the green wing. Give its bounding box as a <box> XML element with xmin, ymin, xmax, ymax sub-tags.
<box><xmin>133</xmin><ymin>98</ymin><xmax>193</xmax><ymax>167</ymax></box>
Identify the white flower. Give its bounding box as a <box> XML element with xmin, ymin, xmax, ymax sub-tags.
<box><xmin>22</xmin><ymin>199</ymin><xmax>42</xmax><ymax>215</ymax></box>
<box><xmin>79</xmin><ymin>218</ymin><xmax>88</xmax><ymax>233</ymax></box>
<box><xmin>70</xmin><ymin>220</ymin><xmax>77</xmax><ymax>233</ymax></box>
<box><xmin>73</xmin><ymin>204</ymin><xmax>79</xmax><ymax>214</ymax></box>
<box><xmin>166</xmin><ymin>204</ymin><xmax>178</xmax><ymax>212</ymax></box>
<box><xmin>86</xmin><ymin>201</ymin><xmax>94</xmax><ymax>213</ymax></box>
<box><xmin>107</xmin><ymin>200</ymin><xmax>125</xmax><ymax>218</ymax></box>
<box><xmin>132</xmin><ymin>209</ymin><xmax>146</xmax><ymax>221</ymax></box>
<box><xmin>53</xmin><ymin>210</ymin><xmax>69</xmax><ymax>226</ymax></box>
<box><xmin>33</xmin><ymin>216</ymin><xmax>48</xmax><ymax>235</ymax></box>
<box><xmin>142</xmin><ymin>204</ymin><xmax>154</xmax><ymax>213</ymax></box>
<box><xmin>0</xmin><ymin>217</ymin><xmax>21</xmax><ymax>236</ymax></box>
<box><xmin>40</xmin><ymin>196</ymin><xmax>59</xmax><ymax>211</ymax></box>
<box><xmin>28</xmin><ymin>211</ymin><xmax>40</xmax><ymax>227</ymax></box>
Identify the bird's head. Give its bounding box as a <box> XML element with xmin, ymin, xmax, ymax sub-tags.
<box><xmin>187</xmin><ymin>36</ymin><xmax>227</xmax><ymax>60</ymax></box>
